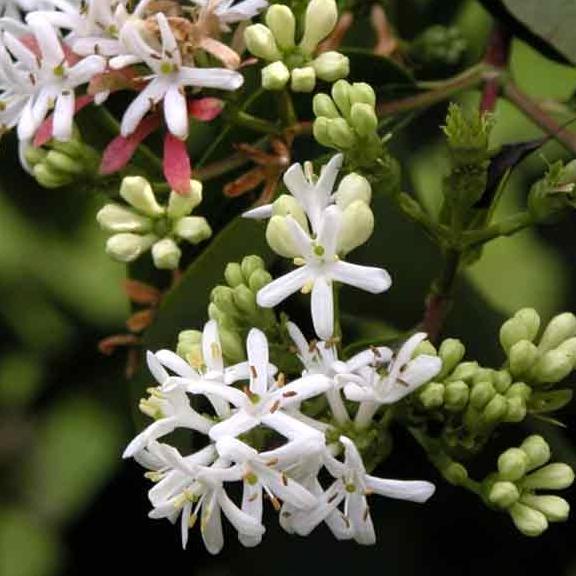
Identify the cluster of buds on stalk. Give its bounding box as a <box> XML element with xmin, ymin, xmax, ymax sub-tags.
<box><xmin>97</xmin><ymin>176</ymin><xmax>212</xmax><ymax>270</ymax></box>
<box><xmin>244</xmin><ymin>0</ymin><xmax>349</xmax><ymax>92</ymax></box>
<box><xmin>483</xmin><ymin>435</ymin><xmax>574</xmax><ymax>536</ymax></box>
<box><xmin>528</xmin><ymin>159</ymin><xmax>576</xmax><ymax>220</ymax></box>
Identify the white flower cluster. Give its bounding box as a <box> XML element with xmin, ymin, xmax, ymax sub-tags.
<box><xmin>124</xmin><ymin>154</ymin><xmax>443</xmax><ymax>552</ymax></box>
<box><xmin>0</xmin><ymin>0</ymin><xmax>265</xmax><ymax>155</ymax></box>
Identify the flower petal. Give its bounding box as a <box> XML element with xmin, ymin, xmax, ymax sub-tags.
<box><xmin>246</xmin><ymin>328</ymin><xmax>269</xmax><ymax>395</ymax></box>
<box><xmin>256</xmin><ymin>266</ymin><xmax>310</xmax><ymax>308</ymax></box>
<box><xmin>164</xmin><ymin>84</ymin><xmax>189</xmax><ymax>139</ymax></box>
<box><xmin>365</xmin><ymin>477</ymin><xmax>436</xmax><ymax>503</ymax></box>
<box><xmin>209</xmin><ymin>410</ymin><xmax>259</xmax><ymax>440</ymax></box>
<box><xmin>311</xmin><ymin>275</ymin><xmax>334</xmax><ymax>341</ymax></box>
<box><xmin>330</xmin><ymin>261</ymin><xmax>392</xmax><ymax>293</ymax></box>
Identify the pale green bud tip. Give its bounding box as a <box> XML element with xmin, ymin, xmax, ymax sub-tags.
<box><xmin>261</xmin><ymin>61</ymin><xmax>290</xmax><ymax>90</ymax></box>
<box><xmin>514</xmin><ymin>308</ymin><xmax>541</xmax><ymax>340</ymax></box>
<box><xmin>244</xmin><ymin>23</ymin><xmax>281</xmax><ymax>61</ymax></box>
<box><xmin>331</xmin><ymin>79</ymin><xmax>352</xmax><ymax>117</ymax></box>
<box><xmin>291</xmin><ymin>67</ymin><xmax>316</xmax><ymax>93</ymax></box>
<box><xmin>25</xmin><ymin>145</ymin><xmax>47</xmax><ymax>166</ymax></box>
<box><xmin>510</xmin><ymin>502</ymin><xmax>548</xmax><ymax>537</ymax></box>
<box><xmin>174</xmin><ymin>216</ymin><xmax>212</xmax><ymax>244</ymax></box>
<box><xmin>522</xmin><ymin>463</ymin><xmax>575</xmax><ymax>491</ymax></box>
<box><xmin>444</xmin><ymin>380</ymin><xmax>469</xmax><ymax>411</ymax></box>
<box><xmin>539</xmin><ymin>312</ymin><xmax>576</xmax><ymax>352</ymax></box>
<box><xmin>469</xmin><ymin>381</ymin><xmax>495</xmax><ymax>409</ymax></box>
<box><xmin>520</xmin><ymin>435</ymin><xmax>551</xmax><ymax>470</ymax></box>
<box><xmin>337</xmin><ymin>201</ymin><xmax>374</xmax><ymax>255</ymax></box>
<box><xmin>266</xmin><ymin>216</ymin><xmax>299</xmax><ymax>258</ymax></box>
<box><xmin>350</xmin><ymin>102</ymin><xmax>378</xmax><ymax>137</ymax></box>
<box><xmin>419</xmin><ymin>382</ymin><xmax>444</xmax><ymax>409</ymax></box>
<box><xmin>506</xmin><ymin>382</ymin><xmax>532</xmax><ymax>401</ymax></box>
<box><xmin>500</xmin><ymin>317</ymin><xmax>531</xmax><ymax>353</ymax></box>
<box><xmin>241</xmin><ymin>255</ymin><xmax>265</xmax><ymax>280</ymax></box>
<box><xmin>224</xmin><ymin>263</ymin><xmax>244</xmax><ymax>288</ymax></box>
<box><xmin>521</xmin><ymin>494</ymin><xmax>570</xmax><ymax>522</ymax></box>
<box><xmin>488</xmin><ymin>481</ymin><xmax>520</xmax><ymax>509</ymax></box>
<box><xmin>508</xmin><ymin>340</ymin><xmax>538</xmax><ymax>377</ymax></box>
<box><xmin>106</xmin><ymin>233</ymin><xmax>155</xmax><ymax>263</ymax></box>
<box><xmin>300</xmin><ymin>0</ymin><xmax>338</xmax><ymax>53</ymax></box>
<box><xmin>272</xmin><ymin>195</ymin><xmax>309</xmax><ymax>230</ymax></box>
<box><xmin>176</xmin><ymin>330</ymin><xmax>202</xmax><ymax>361</ymax></box>
<box><xmin>498</xmin><ymin>448</ymin><xmax>529</xmax><ymax>481</ymax></box>
<box><xmin>438</xmin><ymin>338</ymin><xmax>466</xmax><ymax>372</ymax></box>
<box><xmin>327</xmin><ymin>118</ymin><xmax>356</xmax><ymax>149</ymax></box>
<box><xmin>336</xmin><ymin>173</ymin><xmax>372</xmax><ymax>208</ymax></box>
<box><xmin>219</xmin><ymin>328</ymin><xmax>245</xmax><ymax>363</ymax></box>
<box><xmin>350</xmin><ymin>82</ymin><xmax>376</xmax><ymax>107</ymax></box>
<box><xmin>504</xmin><ymin>397</ymin><xmax>526</xmax><ymax>423</ymax></box>
<box><xmin>313</xmin><ymin>93</ymin><xmax>340</xmax><ymax>119</ymax></box>
<box><xmin>249</xmin><ymin>268</ymin><xmax>272</xmax><ymax>292</ymax></box>
<box><xmin>313</xmin><ymin>117</ymin><xmax>334</xmax><ymax>148</ymax></box>
<box><xmin>152</xmin><ymin>238</ymin><xmax>181</xmax><ymax>270</ymax></box>
<box><xmin>45</xmin><ymin>150</ymin><xmax>84</xmax><ymax>175</ymax></box>
<box><xmin>447</xmin><ymin>361</ymin><xmax>478</xmax><ymax>382</ymax></box>
<box><xmin>33</xmin><ymin>163</ymin><xmax>70</xmax><ymax>188</ymax></box>
<box><xmin>413</xmin><ymin>340</ymin><xmax>437</xmax><ymax>357</ymax></box>
<box><xmin>96</xmin><ymin>204</ymin><xmax>151</xmax><ymax>233</ymax></box>
<box><xmin>532</xmin><ymin>350</ymin><xmax>573</xmax><ymax>383</ymax></box>
<box><xmin>265</xmin><ymin>5</ymin><xmax>296</xmax><ymax>50</ymax></box>
<box><xmin>233</xmin><ymin>284</ymin><xmax>257</xmax><ymax>315</ymax></box>
<box><xmin>442</xmin><ymin>462</ymin><xmax>468</xmax><ymax>486</ymax></box>
<box><xmin>120</xmin><ymin>176</ymin><xmax>164</xmax><ymax>217</ymax></box>
<box><xmin>167</xmin><ymin>180</ymin><xmax>202</xmax><ymax>218</ymax></box>
<box><xmin>483</xmin><ymin>394</ymin><xmax>508</xmax><ymax>422</ymax></box>
<box><xmin>313</xmin><ymin>51</ymin><xmax>350</xmax><ymax>82</ymax></box>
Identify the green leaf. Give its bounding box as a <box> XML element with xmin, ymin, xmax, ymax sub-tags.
<box><xmin>529</xmin><ymin>389</ymin><xmax>574</xmax><ymax>413</ymax></box>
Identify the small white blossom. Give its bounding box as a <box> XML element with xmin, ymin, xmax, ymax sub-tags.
<box><xmin>190</xmin><ymin>0</ymin><xmax>269</xmax><ymax>31</ymax></box>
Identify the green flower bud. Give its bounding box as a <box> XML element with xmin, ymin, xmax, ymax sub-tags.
<box><xmin>469</xmin><ymin>381</ymin><xmax>495</xmax><ymax>409</ymax></box>
<box><xmin>244</xmin><ymin>23</ymin><xmax>281</xmax><ymax>61</ymax></box>
<box><xmin>265</xmin><ymin>4</ymin><xmax>296</xmax><ymax>50</ymax></box>
<box><xmin>106</xmin><ymin>233</ymin><xmax>156</xmax><ymax>263</ymax></box>
<box><xmin>522</xmin><ymin>463</ymin><xmax>575</xmax><ymax>491</ymax></box>
<box><xmin>506</xmin><ymin>382</ymin><xmax>532</xmax><ymax>401</ymax></box>
<box><xmin>538</xmin><ymin>312</ymin><xmax>576</xmax><ymax>352</ymax></box>
<box><xmin>556</xmin><ymin>337</ymin><xmax>576</xmax><ymax>363</ymax></box>
<box><xmin>151</xmin><ymin>238</ymin><xmax>181</xmax><ymax>270</ymax></box>
<box><xmin>261</xmin><ymin>61</ymin><xmax>290</xmax><ymax>90</ymax></box>
<box><xmin>312</xmin><ymin>51</ymin><xmax>350</xmax><ymax>82</ymax></box>
<box><xmin>167</xmin><ymin>180</ymin><xmax>202</xmax><ymax>218</ymax></box>
<box><xmin>233</xmin><ymin>284</ymin><xmax>258</xmax><ymax>315</ymax></box>
<box><xmin>33</xmin><ymin>163</ymin><xmax>71</xmax><ymax>188</ymax></box>
<box><xmin>419</xmin><ymin>382</ymin><xmax>444</xmax><ymax>409</ymax></box>
<box><xmin>219</xmin><ymin>327</ymin><xmax>245</xmax><ymax>363</ymax></box>
<box><xmin>327</xmin><ymin>118</ymin><xmax>356</xmax><ymax>149</ymax></box>
<box><xmin>208</xmin><ymin>303</ymin><xmax>233</xmax><ymax>327</ymax></box>
<box><xmin>509</xmin><ymin>340</ymin><xmax>539</xmax><ymax>377</ymax></box>
<box><xmin>272</xmin><ymin>195</ymin><xmax>309</xmax><ymax>231</ymax></box>
<box><xmin>335</xmin><ymin>173</ymin><xmax>372</xmax><ymax>208</ymax></box>
<box><xmin>438</xmin><ymin>339</ymin><xmax>466</xmax><ymax>378</ymax></box>
<box><xmin>519</xmin><ymin>494</ymin><xmax>570</xmax><ymax>522</ymax></box>
<box><xmin>489</xmin><ymin>481</ymin><xmax>520</xmax><ymax>509</ymax></box>
<box><xmin>498</xmin><ymin>448</ymin><xmax>529</xmax><ymax>482</ymax></box>
<box><xmin>510</xmin><ymin>502</ymin><xmax>548</xmax><ymax>537</ymax></box>
<box><xmin>500</xmin><ymin>318</ymin><xmax>530</xmax><ymax>353</ymax></box>
<box><xmin>300</xmin><ymin>0</ymin><xmax>338</xmax><ymax>54</ymax></box>
<box><xmin>483</xmin><ymin>394</ymin><xmax>508</xmax><ymax>423</ymax></box>
<box><xmin>444</xmin><ymin>380</ymin><xmax>469</xmax><ymax>411</ymax></box>
<box><xmin>97</xmin><ymin>204</ymin><xmax>151</xmax><ymax>233</ymax></box>
<box><xmin>337</xmin><ymin>201</ymin><xmax>374</xmax><ymax>254</ymax></box>
<box><xmin>532</xmin><ymin>350</ymin><xmax>573</xmax><ymax>383</ymax></box>
<box><xmin>248</xmin><ymin>268</ymin><xmax>272</xmax><ymax>292</ymax></box>
<box><xmin>442</xmin><ymin>462</ymin><xmax>468</xmax><ymax>486</ymax></box>
<box><xmin>45</xmin><ymin>150</ymin><xmax>84</xmax><ymax>175</ymax></box>
<box><xmin>176</xmin><ymin>329</ymin><xmax>202</xmax><ymax>365</ymax></box>
<box><xmin>174</xmin><ymin>216</ymin><xmax>212</xmax><ymax>244</ymax></box>
<box><xmin>331</xmin><ymin>79</ymin><xmax>352</xmax><ymax>117</ymax></box>
<box><xmin>520</xmin><ymin>435</ymin><xmax>551</xmax><ymax>470</ymax></box>
<box><xmin>224</xmin><ymin>263</ymin><xmax>244</xmax><ymax>288</ymax></box>
<box><xmin>515</xmin><ymin>308</ymin><xmax>541</xmax><ymax>341</ymax></box>
<box><xmin>446</xmin><ymin>361</ymin><xmax>478</xmax><ymax>382</ymax></box>
<box><xmin>472</xmin><ymin>368</ymin><xmax>494</xmax><ymax>386</ymax></box>
<box><xmin>349</xmin><ymin>82</ymin><xmax>376</xmax><ymax>107</ymax></box>
<box><xmin>241</xmin><ymin>255</ymin><xmax>265</xmax><ymax>281</ymax></box>
<box><xmin>313</xmin><ymin>93</ymin><xmax>340</xmax><ymax>119</ymax></box>
<box><xmin>25</xmin><ymin>145</ymin><xmax>47</xmax><ymax>166</ymax></box>
<box><xmin>266</xmin><ymin>216</ymin><xmax>300</xmax><ymax>258</ymax></box>
<box><xmin>120</xmin><ymin>176</ymin><xmax>164</xmax><ymax>217</ymax></box>
<box><xmin>503</xmin><ymin>396</ymin><xmax>526</xmax><ymax>423</ymax></box>
<box><xmin>291</xmin><ymin>67</ymin><xmax>316</xmax><ymax>92</ymax></box>
<box><xmin>493</xmin><ymin>370</ymin><xmax>512</xmax><ymax>394</ymax></box>
<box><xmin>350</xmin><ymin>102</ymin><xmax>378</xmax><ymax>137</ymax></box>
<box><xmin>211</xmin><ymin>286</ymin><xmax>237</xmax><ymax>318</ymax></box>
<box><xmin>413</xmin><ymin>340</ymin><xmax>437</xmax><ymax>358</ymax></box>
<box><xmin>313</xmin><ymin>117</ymin><xmax>334</xmax><ymax>147</ymax></box>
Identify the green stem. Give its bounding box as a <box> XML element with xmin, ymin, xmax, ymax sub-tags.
<box><xmin>460</xmin><ymin>211</ymin><xmax>535</xmax><ymax>249</ymax></box>
<box><xmin>228</xmin><ymin>111</ymin><xmax>281</xmax><ymax>135</ymax></box>
<box><xmin>277</xmin><ymin>89</ymin><xmax>298</xmax><ymax>128</ymax></box>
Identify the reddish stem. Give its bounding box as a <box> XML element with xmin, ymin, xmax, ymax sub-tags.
<box><xmin>479</xmin><ymin>25</ymin><xmax>511</xmax><ymax>114</ymax></box>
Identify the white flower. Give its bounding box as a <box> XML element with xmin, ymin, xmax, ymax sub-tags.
<box><xmin>258</xmin><ymin>206</ymin><xmax>391</xmax><ymax>340</ymax></box>
<box><xmin>215</xmin><ymin>437</ymin><xmax>319</xmax><ymax>547</ymax></box>
<box><xmin>122</xmin><ymin>351</ymin><xmax>213</xmax><ymax>458</ymax></box>
<box><xmin>175</xmin><ymin>328</ymin><xmax>331</xmax><ymax>441</ymax></box>
<box><xmin>190</xmin><ymin>0</ymin><xmax>268</xmax><ymax>31</ymax></box>
<box><xmin>138</xmin><ymin>442</ymin><xmax>265</xmax><ymax>553</ymax></box>
<box><xmin>291</xmin><ymin>436</ymin><xmax>436</xmax><ymax>545</ymax></box>
<box><xmin>117</xmin><ymin>12</ymin><xmax>243</xmax><ymax>139</ymax></box>
<box><xmin>0</xmin><ymin>18</ymin><xmax>106</xmax><ymax>140</ymax></box>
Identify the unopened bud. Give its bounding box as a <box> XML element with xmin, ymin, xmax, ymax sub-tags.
<box><xmin>470</xmin><ymin>381</ymin><xmax>495</xmax><ymax>409</ymax></box>
<box><xmin>25</xmin><ymin>145</ymin><xmax>47</xmax><ymax>166</ymax></box>
<box><xmin>444</xmin><ymin>380</ymin><xmax>469</xmax><ymax>411</ymax></box>
<box><xmin>313</xmin><ymin>93</ymin><xmax>340</xmax><ymax>119</ymax></box>
<box><xmin>266</xmin><ymin>216</ymin><xmax>300</xmax><ymax>258</ymax></box>
<box><xmin>498</xmin><ymin>448</ymin><xmax>529</xmax><ymax>481</ymax></box>
<box><xmin>300</xmin><ymin>0</ymin><xmax>338</xmax><ymax>53</ymax></box>
<box><xmin>522</xmin><ymin>463</ymin><xmax>575</xmax><ymax>491</ymax></box>
<box><xmin>174</xmin><ymin>216</ymin><xmax>212</xmax><ymax>244</ymax></box>
<box><xmin>272</xmin><ymin>195</ymin><xmax>309</xmax><ymax>231</ymax></box>
<box><xmin>413</xmin><ymin>340</ymin><xmax>437</xmax><ymax>358</ymax></box>
<box><xmin>151</xmin><ymin>238</ymin><xmax>181</xmax><ymax>270</ymax></box>
<box><xmin>520</xmin><ymin>435</ymin><xmax>551</xmax><ymax>470</ymax></box>
<box><xmin>261</xmin><ymin>61</ymin><xmax>290</xmax><ymax>90</ymax></box>
<box><xmin>219</xmin><ymin>328</ymin><xmax>245</xmax><ymax>363</ymax></box>
<box><xmin>350</xmin><ymin>82</ymin><xmax>376</xmax><ymax>107</ymax></box>
<box><xmin>556</xmin><ymin>337</ymin><xmax>576</xmax><ymax>363</ymax></box>
<box><xmin>244</xmin><ymin>24</ymin><xmax>281</xmax><ymax>61</ymax></box>
<box><xmin>338</xmin><ymin>200</ymin><xmax>374</xmax><ymax>254</ymax></box>
<box><xmin>489</xmin><ymin>481</ymin><xmax>520</xmax><ymax>509</ymax></box>
<box><xmin>483</xmin><ymin>393</ymin><xmax>508</xmax><ymax>423</ymax></box>
<box><xmin>538</xmin><ymin>312</ymin><xmax>576</xmax><ymax>352</ymax></box>
<box><xmin>167</xmin><ymin>181</ymin><xmax>202</xmax><ymax>218</ymax></box>
<box><xmin>291</xmin><ymin>67</ymin><xmax>316</xmax><ymax>93</ymax></box>
<box><xmin>211</xmin><ymin>286</ymin><xmax>237</xmax><ymax>318</ymax></box>
<box><xmin>328</xmin><ymin>118</ymin><xmax>356</xmax><ymax>149</ymax></box>
<box><xmin>500</xmin><ymin>317</ymin><xmax>530</xmax><ymax>353</ymax></box>
<box><xmin>45</xmin><ymin>150</ymin><xmax>84</xmax><ymax>175</ymax></box>
<box><xmin>331</xmin><ymin>80</ymin><xmax>352</xmax><ymax>117</ymax></box>
<box><xmin>233</xmin><ymin>284</ymin><xmax>258</xmax><ymax>315</ymax></box>
<box><xmin>419</xmin><ymin>382</ymin><xmax>444</xmax><ymax>409</ymax></box>
<box><xmin>520</xmin><ymin>494</ymin><xmax>570</xmax><ymax>522</ymax></box>
<box><xmin>249</xmin><ymin>268</ymin><xmax>272</xmax><ymax>292</ymax></box>
<box><xmin>265</xmin><ymin>4</ymin><xmax>296</xmax><ymax>50</ymax></box>
<box><xmin>313</xmin><ymin>51</ymin><xmax>350</xmax><ymax>82</ymax></box>
<box><xmin>224</xmin><ymin>263</ymin><xmax>244</xmax><ymax>288</ymax></box>
<box><xmin>336</xmin><ymin>173</ymin><xmax>372</xmax><ymax>208</ymax></box>
<box><xmin>446</xmin><ymin>361</ymin><xmax>478</xmax><ymax>382</ymax></box>
<box><xmin>510</xmin><ymin>502</ymin><xmax>548</xmax><ymax>537</ymax></box>
<box><xmin>493</xmin><ymin>370</ymin><xmax>512</xmax><ymax>394</ymax></box>
<box><xmin>442</xmin><ymin>462</ymin><xmax>468</xmax><ymax>486</ymax></box>
<box><xmin>438</xmin><ymin>339</ymin><xmax>466</xmax><ymax>378</ymax></box>
<box><xmin>106</xmin><ymin>233</ymin><xmax>156</xmax><ymax>263</ymax></box>
<box><xmin>97</xmin><ymin>204</ymin><xmax>151</xmax><ymax>233</ymax></box>
<box><xmin>120</xmin><ymin>176</ymin><xmax>164</xmax><ymax>217</ymax></box>
<box><xmin>313</xmin><ymin>117</ymin><xmax>334</xmax><ymax>147</ymax></box>
<box><xmin>509</xmin><ymin>340</ymin><xmax>538</xmax><ymax>377</ymax></box>
<box><xmin>176</xmin><ymin>330</ymin><xmax>202</xmax><ymax>363</ymax></box>
<box><xmin>241</xmin><ymin>255</ymin><xmax>265</xmax><ymax>280</ymax></box>
<box><xmin>350</xmin><ymin>103</ymin><xmax>378</xmax><ymax>137</ymax></box>
<box><xmin>503</xmin><ymin>396</ymin><xmax>526</xmax><ymax>423</ymax></box>
<box><xmin>532</xmin><ymin>350</ymin><xmax>573</xmax><ymax>383</ymax></box>
<box><xmin>514</xmin><ymin>308</ymin><xmax>541</xmax><ymax>341</ymax></box>
<box><xmin>33</xmin><ymin>163</ymin><xmax>71</xmax><ymax>188</ymax></box>
<box><xmin>506</xmin><ymin>382</ymin><xmax>532</xmax><ymax>401</ymax></box>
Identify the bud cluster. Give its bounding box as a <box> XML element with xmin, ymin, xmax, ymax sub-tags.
<box><xmin>97</xmin><ymin>177</ymin><xmax>212</xmax><ymax>270</ymax></box>
<box><xmin>409</xmin><ymin>25</ymin><xmax>467</xmax><ymax>73</ymax></box>
<box><xmin>244</xmin><ymin>0</ymin><xmax>349</xmax><ymax>92</ymax></box>
<box><xmin>177</xmin><ymin>255</ymin><xmax>275</xmax><ymax>365</ymax></box>
<box><xmin>528</xmin><ymin>159</ymin><xmax>576</xmax><ymax>220</ymax></box>
<box><xmin>483</xmin><ymin>435</ymin><xmax>574</xmax><ymax>536</ymax></box>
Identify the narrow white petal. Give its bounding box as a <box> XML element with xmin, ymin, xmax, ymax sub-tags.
<box><xmin>164</xmin><ymin>84</ymin><xmax>188</xmax><ymax>139</ymax></box>
<box><xmin>330</xmin><ymin>261</ymin><xmax>392</xmax><ymax>293</ymax></box>
<box><xmin>209</xmin><ymin>410</ymin><xmax>259</xmax><ymax>440</ymax></box>
<box><xmin>311</xmin><ymin>276</ymin><xmax>334</xmax><ymax>341</ymax></box>
<box><xmin>155</xmin><ymin>349</ymin><xmax>196</xmax><ymax>378</ymax></box>
<box><xmin>348</xmin><ymin>492</ymin><xmax>375</xmax><ymax>545</ymax></box>
<box><xmin>53</xmin><ymin>90</ymin><xmax>75</xmax><ymax>141</ymax></box>
<box><xmin>239</xmin><ymin>483</ymin><xmax>263</xmax><ymax>547</ymax></box>
<box><xmin>317</xmin><ymin>205</ymin><xmax>342</xmax><ymax>258</ymax></box>
<box><xmin>201</xmin><ymin>494</ymin><xmax>224</xmax><ymax>555</ymax></box>
<box><xmin>202</xmin><ymin>320</ymin><xmax>225</xmax><ymax>373</ymax></box>
<box><xmin>68</xmin><ymin>55</ymin><xmax>106</xmax><ymax>84</ymax></box>
<box><xmin>121</xmin><ymin>79</ymin><xmax>168</xmax><ymax>136</ymax></box>
<box><xmin>218</xmin><ymin>490</ymin><xmax>265</xmax><ymax>537</ymax></box>
<box><xmin>276</xmin><ymin>374</ymin><xmax>331</xmax><ymax>407</ymax></box>
<box><xmin>262</xmin><ymin>411</ymin><xmax>322</xmax><ymax>441</ymax></box>
<box><xmin>179</xmin><ymin>66</ymin><xmax>244</xmax><ymax>91</ymax></box>
<box><xmin>346</xmin><ymin>347</ymin><xmax>393</xmax><ymax>372</ymax></box>
<box><xmin>256</xmin><ymin>266</ymin><xmax>310</xmax><ymax>308</ymax></box>
<box><xmin>215</xmin><ymin>437</ymin><xmax>258</xmax><ymax>461</ymax></box>
<box><xmin>147</xmin><ymin>351</ymin><xmax>169</xmax><ymax>384</ymax></box>
<box><xmin>365</xmin><ymin>477</ymin><xmax>436</xmax><ymax>503</ymax></box>
<box><xmin>285</xmin><ymin>216</ymin><xmax>314</xmax><ymax>258</ymax></box>
<box><xmin>242</xmin><ymin>204</ymin><xmax>273</xmax><ymax>219</ymax></box>
<box><xmin>247</xmin><ymin>328</ymin><xmax>269</xmax><ymax>395</ymax></box>
<box><xmin>402</xmin><ymin>355</ymin><xmax>442</xmax><ymax>388</ymax></box>
<box><xmin>122</xmin><ymin>417</ymin><xmax>177</xmax><ymax>458</ymax></box>
<box><xmin>343</xmin><ymin>383</ymin><xmax>375</xmax><ymax>402</ymax></box>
